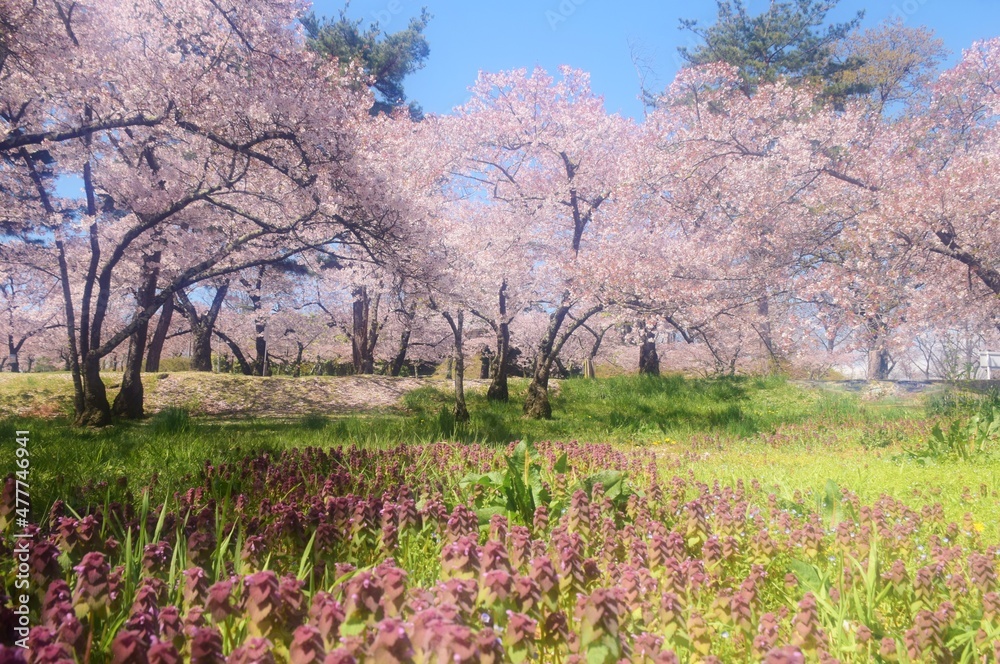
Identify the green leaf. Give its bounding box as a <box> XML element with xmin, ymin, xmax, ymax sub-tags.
<box><xmin>789</xmin><ymin>558</ymin><xmax>823</xmax><ymax>593</ymax></box>
<box><xmin>297</xmin><ymin>530</ymin><xmax>317</xmax><ymax>581</ymax></box>
<box><xmin>586</xmin><ymin>643</ymin><xmax>614</xmax><ymax>664</ymax></box>
<box><xmin>582</xmin><ymin>470</ymin><xmax>624</xmax><ymax>498</ymax></box>
<box><xmin>475</xmin><ymin>506</ymin><xmax>507</xmax><ymax>525</ymax></box>
<box><xmin>554</xmin><ymin>452</ymin><xmax>569</xmax><ymax>474</ymax></box>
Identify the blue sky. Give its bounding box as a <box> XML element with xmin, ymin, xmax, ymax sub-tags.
<box><xmin>309</xmin><ymin>0</ymin><xmax>1000</xmax><ymax>119</ymax></box>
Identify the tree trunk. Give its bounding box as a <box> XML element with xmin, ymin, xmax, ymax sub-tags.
<box><xmin>638</xmin><ymin>324</ymin><xmax>659</xmax><ymax>376</ymax></box>
<box><xmin>868</xmin><ymin>347</ymin><xmax>892</xmax><ymax>381</ymax></box>
<box><xmin>487</xmin><ymin>282</ymin><xmax>510</xmax><ymax>402</ymax></box>
<box><xmin>486</xmin><ymin>330</ymin><xmax>510</xmax><ymax>400</ymax></box>
<box><xmin>351</xmin><ymin>286</ymin><xmax>379</xmax><ymax>374</ymax></box>
<box><xmin>253</xmin><ymin>319</ymin><xmax>268</xmax><ymax>376</ymax></box>
<box><xmin>56</xmin><ymin>239</ymin><xmax>86</xmax><ymax>419</ymax></box>
<box><xmin>865</xmin><ymin>313</ymin><xmax>892</xmax><ymax>381</ymax></box>
<box><xmin>756</xmin><ymin>294</ymin><xmax>781</xmax><ymax>372</ymax></box>
<box><xmin>389</xmin><ymin>328</ymin><xmax>411</xmax><ymax>377</ymax></box>
<box><xmin>191</xmin><ymin>323</ymin><xmax>214</xmax><ymax>371</ymax></box>
<box><xmin>75</xmin><ymin>145</ymin><xmax>113</xmax><ymax>426</ymax></box>
<box><xmin>176</xmin><ymin>283</ymin><xmax>229</xmax><ymax>372</ymax></box>
<box><xmin>524</xmin><ymin>301</ymin><xmax>603</xmax><ymax>419</ymax></box>
<box><xmin>524</xmin><ymin>362</ymin><xmax>553</xmax><ymax>419</ymax></box>
<box><xmin>112</xmin><ymin>252</ymin><xmax>160</xmax><ymax>419</ymax></box>
<box><xmin>213</xmin><ymin>329</ymin><xmax>254</xmax><ymax>375</ymax></box>
<box><xmin>442</xmin><ymin>310</ymin><xmax>469</xmax><ymax>423</ymax></box>
<box><xmin>112</xmin><ymin>330</ymin><xmax>148</xmax><ymax>419</ymax></box>
<box><xmin>77</xmin><ymin>352</ymin><xmax>111</xmax><ymax>426</ymax></box>
<box><xmin>6</xmin><ymin>335</ymin><xmax>19</xmax><ymax>373</ymax></box>
<box><xmin>145</xmin><ymin>295</ymin><xmax>174</xmax><ymax>372</ymax></box>
<box><xmin>523</xmin><ymin>304</ymin><xmax>571</xmax><ymax>419</ymax></box>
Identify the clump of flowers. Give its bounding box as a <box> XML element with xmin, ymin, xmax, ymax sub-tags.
<box><xmin>10</xmin><ymin>439</ymin><xmax>1000</xmax><ymax>662</ymax></box>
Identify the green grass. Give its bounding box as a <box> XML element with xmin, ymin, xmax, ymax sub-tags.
<box><xmin>396</xmin><ymin>373</ymin><xmax>923</xmax><ymax>445</ymax></box>
<box><xmin>683</xmin><ymin>443</ymin><xmax>1000</xmax><ymax>541</ymax></box>
<box><xmin>2</xmin><ymin>372</ymin><xmax>997</xmax><ymax>529</ymax></box>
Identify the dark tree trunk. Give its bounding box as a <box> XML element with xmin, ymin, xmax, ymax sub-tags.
<box><xmin>145</xmin><ymin>295</ymin><xmax>174</xmax><ymax>372</ymax></box>
<box><xmin>868</xmin><ymin>348</ymin><xmax>892</xmax><ymax>381</ymax></box>
<box><xmin>213</xmin><ymin>329</ymin><xmax>254</xmax><ymax>375</ymax></box>
<box><xmin>524</xmin><ymin>301</ymin><xmax>603</xmax><ymax>419</ymax></box>
<box><xmin>292</xmin><ymin>342</ymin><xmax>304</xmax><ymax>377</ymax></box>
<box><xmin>350</xmin><ymin>286</ymin><xmax>380</xmax><ymax>374</ymax></box>
<box><xmin>74</xmin><ymin>141</ymin><xmax>115</xmax><ymax>426</ymax></box>
<box><xmin>112</xmin><ymin>329</ymin><xmax>148</xmax><ymax>419</ymax></box>
<box><xmin>487</xmin><ymin>282</ymin><xmax>511</xmax><ymax>402</ymax></box>
<box><xmin>865</xmin><ymin>314</ymin><xmax>892</xmax><ymax>381</ymax></box>
<box><xmin>57</xmin><ymin>235</ymin><xmax>84</xmax><ymax>417</ymax></box>
<box><xmin>638</xmin><ymin>324</ymin><xmax>659</xmax><ymax>376</ymax></box>
<box><xmin>442</xmin><ymin>310</ymin><xmax>469</xmax><ymax>423</ymax></box>
<box><xmin>176</xmin><ymin>282</ymin><xmax>229</xmax><ymax>372</ymax></box>
<box><xmin>523</xmin><ymin>304</ymin><xmax>571</xmax><ymax>419</ymax></box>
<box><xmin>388</xmin><ymin>301</ymin><xmax>416</xmax><ymax>377</ymax></box>
<box><xmin>6</xmin><ymin>335</ymin><xmax>19</xmax><ymax>373</ymax></box>
<box><xmin>78</xmin><ymin>352</ymin><xmax>111</xmax><ymax>426</ymax></box>
<box><xmin>389</xmin><ymin>328</ymin><xmax>411</xmax><ymax>377</ymax></box>
<box><xmin>191</xmin><ymin>325</ymin><xmax>214</xmax><ymax>372</ymax></box>
<box><xmin>112</xmin><ymin>252</ymin><xmax>160</xmax><ymax>419</ymax></box>
<box><xmin>253</xmin><ymin>320</ymin><xmax>268</xmax><ymax>376</ymax></box>
<box><xmin>524</xmin><ymin>362</ymin><xmax>554</xmax><ymax>419</ymax></box>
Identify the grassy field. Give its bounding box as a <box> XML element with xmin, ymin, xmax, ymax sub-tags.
<box><xmin>1</xmin><ymin>372</ymin><xmax>996</xmax><ymax>532</ymax></box>
<box><xmin>3</xmin><ymin>372</ymin><xmax>1000</xmax><ymax>661</ymax></box>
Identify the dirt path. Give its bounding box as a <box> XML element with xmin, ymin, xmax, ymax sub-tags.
<box><xmin>790</xmin><ymin>379</ymin><xmax>952</xmax><ymax>400</ymax></box>
<box><xmin>0</xmin><ymin>372</ymin><xmax>487</xmax><ymax>419</ymax></box>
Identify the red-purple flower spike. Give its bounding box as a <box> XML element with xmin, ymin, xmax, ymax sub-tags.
<box><xmin>441</xmin><ymin>535</ymin><xmax>480</xmax><ymax>580</ymax></box>
<box><xmin>576</xmin><ymin>588</ymin><xmax>622</xmax><ymax>664</ymax></box>
<box><xmin>568</xmin><ymin>489</ymin><xmax>591</xmax><ymax>541</ymax></box>
<box><xmin>147</xmin><ymin>642</ymin><xmax>181</xmax><ymax>664</ymax></box>
<box><xmin>289</xmin><ymin>625</ymin><xmax>326</xmax><ymax>664</ymax></box>
<box><xmin>970</xmin><ymin>553</ymin><xmax>998</xmax><ymax>593</ymax></box>
<box><xmin>29</xmin><ymin>540</ymin><xmax>63</xmax><ymax>587</ymax></box>
<box><xmin>376</xmin><ymin>564</ymin><xmax>408</xmax><ymax>618</ymax></box>
<box><xmin>205</xmin><ymin>580</ymin><xmax>235</xmax><ymax>623</ymax></box>
<box><xmin>243</xmin><ymin>571</ymin><xmax>282</xmax><ymax>638</ymax></box>
<box><xmin>278</xmin><ymin>575</ymin><xmax>308</xmax><ymax>630</ymax></box>
<box><xmin>73</xmin><ymin>551</ymin><xmax>112</xmax><ymax>617</ymax></box>
<box><xmin>754</xmin><ymin>612</ymin><xmax>780</xmax><ymax>658</ymax></box>
<box><xmin>532</xmin><ymin>505</ymin><xmax>549</xmax><ymax>535</ymax></box>
<box><xmin>188</xmin><ymin>627</ymin><xmax>225</xmax><ymax>664</ymax></box>
<box><xmin>366</xmin><ymin>618</ymin><xmax>414</xmax><ymax>663</ymax></box>
<box><xmin>790</xmin><ymin>593</ymin><xmax>828</xmax><ymax>656</ymax></box>
<box><xmin>227</xmin><ymin>637</ymin><xmax>276</xmax><ymax>664</ymax></box>
<box><xmin>763</xmin><ymin>646</ymin><xmax>805</xmax><ymax>664</ymax></box>
<box><xmin>342</xmin><ymin>571</ymin><xmax>383</xmax><ymax>625</ymax></box>
<box><xmin>308</xmin><ymin>592</ymin><xmax>345</xmax><ymax>651</ymax></box>
<box><xmin>110</xmin><ymin>629</ymin><xmax>150</xmax><ymax>664</ymax></box>
<box><xmin>182</xmin><ymin>567</ymin><xmax>209</xmax><ymax>608</ymax></box>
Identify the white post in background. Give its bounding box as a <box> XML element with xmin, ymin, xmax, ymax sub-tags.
<box><xmin>980</xmin><ymin>351</ymin><xmax>1000</xmax><ymax>380</ymax></box>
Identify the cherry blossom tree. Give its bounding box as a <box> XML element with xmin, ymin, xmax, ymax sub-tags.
<box><xmin>889</xmin><ymin>39</ymin><xmax>1000</xmax><ymax>300</ymax></box>
<box><xmin>1</xmin><ymin>0</ymin><xmax>406</xmax><ymax>424</ymax></box>
<box><xmin>0</xmin><ymin>258</ymin><xmax>62</xmax><ymax>372</ymax></box>
<box><xmin>451</xmin><ymin>67</ymin><xmax>636</xmax><ymax>417</ymax></box>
